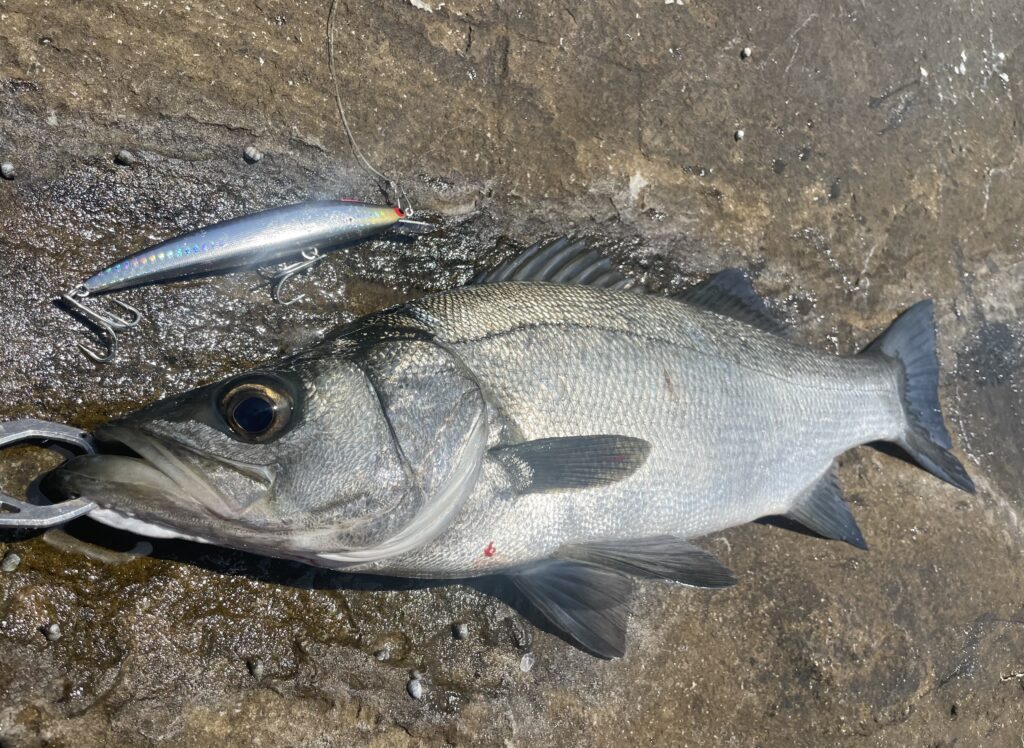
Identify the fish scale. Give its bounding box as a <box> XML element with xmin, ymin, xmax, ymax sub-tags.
<box><xmin>370</xmin><ymin>283</ymin><xmax>906</xmax><ymax>577</ymax></box>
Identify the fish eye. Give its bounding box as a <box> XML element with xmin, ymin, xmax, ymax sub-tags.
<box><xmin>219</xmin><ymin>381</ymin><xmax>293</xmax><ymax>443</ymax></box>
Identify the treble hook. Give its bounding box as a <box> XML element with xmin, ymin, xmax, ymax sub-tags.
<box><xmin>63</xmin><ymin>285</ymin><xmax>142</xmax><ymax>330</ymax></box>
<box><xmin>270</xmin><ymin>248</ymin><xmax>327</xmax><ymax>306</ymax></box>
<box><xmin>61</xmin><ymin>286</ymin><xmax>142</xmax><ymax>363</ymax></box>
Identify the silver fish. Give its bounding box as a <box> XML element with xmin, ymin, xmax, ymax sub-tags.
<box><xmin>45</xmin><ymin>239</ymin><xmax>974</xmax><ymax>657</ymax></box>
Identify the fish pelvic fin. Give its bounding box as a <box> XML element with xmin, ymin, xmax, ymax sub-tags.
<box><xmin>509</xmin><ymin>559</ymin><xmax>634</xmax><ymax>659</ymax></box>
<box><xmin>502</xmin><ymin>536</ymin><xmax>735</xmax><ymax>658</ymax></box>
<box><xmin>861</xmin><ymin>299</ymin><xmax>975</xmax><ymax>493</ymax></box>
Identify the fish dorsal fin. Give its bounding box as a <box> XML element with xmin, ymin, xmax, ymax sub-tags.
<box><xmin>677</xmin><ymin>269</ymin><xmax>788</xmax><ymax>336</ymax></box>
<box><xmin>557</xmin><ymin>535</ymin><xmax>736</xmax><ymax>588</ymax></box>
<box><xmin>473</xmin><ymin>241</ymin><xmax>787</xmax><ymax>336</ymax></box>
<box><xmin>489</xmin><ymin>435</ymin><xmax>651</xmax><ymax>495</ymax></box>
<box><xmin>785</xmin><ymin>464</ymin><xmax>867</xmax><ymax>549</ymax></box>
<box><xmin>471</xmin><ymin>237</ymin><xmax>635</xmax><ymax>289</ymax></box>
<box><xmin>509</xmin><ymin>559</ymin><xmax>633</xmax><ymax>658</ymax></box>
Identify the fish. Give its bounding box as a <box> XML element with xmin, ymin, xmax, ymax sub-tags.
<box><xmin>44</xmin><ymin>238</ymin><xmax>975</xmax><ymax>657</ymax></box>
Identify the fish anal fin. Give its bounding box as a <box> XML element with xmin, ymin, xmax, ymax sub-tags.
<box><xmin>557</xmin><ymin>535</ymin><xmax>736</xmax><ymax>588</ymax></box>
<box><xmin>677</xmin><ymin>268</ymin><xmax>787</xmax><ymax>336</ymax></box>
<box><xmin>785</xmin><ymin>465</ymin><xmax>868</xmax><ymax>550</ymax></box>
<box><xmin>489</xmin><ymin>435</ymin><xmax>651</xmax><ymax>495</ymax></box>
<box><xmin>509</xmin><ymin>559</ymin><xmax>633</xmax><ymax>659</ymax></box>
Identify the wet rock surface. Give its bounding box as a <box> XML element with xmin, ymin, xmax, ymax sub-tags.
<box><xmin>1</xmin><ymin>0</ymin><xmax>1023</xmax><ymax>745</ymax></box>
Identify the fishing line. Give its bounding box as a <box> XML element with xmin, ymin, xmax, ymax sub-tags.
<box><xmin>328</xmin><ymin>0</ymin><xmax>414</xmax><ymax>215</ymax></box>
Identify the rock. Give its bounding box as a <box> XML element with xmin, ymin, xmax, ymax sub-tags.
<box><xmin>246</xmin><ymin>658</ymin><xmax>264</xmax><ymax>680</ymax></box>
<box><xmin>1</xmin><ymin>552</ymin><xmax>21</xmax><ymax>572</ymax></box>
<box><xmin>41</xmin><ymin>623</ymin><xmax>61</xmax><ymax>641</ymax></box>
<box><xmin>406</xmin><ymin>677</ymin><xmax>423</xmax><ymax>700</ymax></box>
<box><xmin>508</xmin><ymin>617</ymin><xmax>532</xmax><ymax>650</ymax></box>
<box><xmin>0</xmin><ymin>0</ymin><xmax>1022</xmax><ymax>745</ymax></box>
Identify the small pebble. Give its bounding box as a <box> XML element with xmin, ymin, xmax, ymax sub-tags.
<box><xmin>734</xmin><ymin>129</ymin><xmax>745</xmax><ymax>141</ymax></box>
<box><xmin>409</xmin><ymin>669</ymin><xmax>422</xmax><ymax>680</ymax></box>
<box><xmin>1</xmin><ymin>162</ymin><xmax>15</xmax><ymax>180</ymax></box>
<box><xmin>520</xmin><ymin>653</ymin><xmax>535</xmax><ymax>673</ymax></box>
<box><xmin>407</xmin><ymin>677</ymin><xmax>423</xmax><ymax>699</ymax></box>
<box><xmin>452</xmin><ymin>622</ymin><xmax>469</xmax><ymax>640</ymax></box>
<box><xmin>1</xmin><ymin>552</ymin><xmax>21</xmax><ymax>572</ymax></box>
<box><xmin>246</xmin><ymin>658</ymin><xmax>265</xmax><ymax>679</ymax></box>
<box><xmin>374</xmin><ymin>647</ymin><xmax>390</xmax><ymax>661</ymax></box>
<box><xmin>115</xmin><ymin>149</ymin><xmax>136</xmax><ymax>166</ymax></box>
<box><xmin>740</xmin><ymin>46</ymin><xmax>752</xmax><ymax>60</ymax></box>
<box><xmin>42</xmin><ymin>623</ymin><xmax>61</xmax><ymax>641</ymax></box>
<box><xmin>243</xmin><ymin>146</ymin><xmax>263</xmax><ymax>164</ymax></box>
<box><xmin>509</xmin><ymin>617</ymin><xmax>532</xmax><ymax>649</ymax></box>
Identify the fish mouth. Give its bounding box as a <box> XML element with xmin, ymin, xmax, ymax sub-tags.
<box><xmin>45</xmin><ymin>424</ymin><xmax>273</xmax><ymax>534</ymax></box>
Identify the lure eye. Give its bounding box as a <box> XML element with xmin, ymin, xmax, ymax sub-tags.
<box><xmin>220</xmin><ymin>382</ymin><xmax>293</xmax><ymax>443</ymax></box>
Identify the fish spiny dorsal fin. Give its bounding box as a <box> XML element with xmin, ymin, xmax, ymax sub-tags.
<box><xmin>508</xmin><ymin>559</ymin><xmax>634</xmax><ymax>659</ymax></box>
<box><xmin>785</xmin><ymin>463</ymin><xmax>868</xmax><ymax>549</ymax></box>
<box><xmin>471</xmin><ymin>237</ymin><xmax>635</xmax><ymax>289</ymax></box>
<box><xmin>489</xmin><ymin>435</ymin><xmax>651</xmax><ymax>495</ymax></box>
<box><xmin>676</xmin><ymin>269</ymin><xmax>788</xmax><ymax>336</ymax></box>
<box><xmin>557</xmin><ymin>536</ymin><xmax>736</xmax><ymax>588</ymax></box>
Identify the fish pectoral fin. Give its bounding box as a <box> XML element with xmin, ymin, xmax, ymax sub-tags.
<box><xmin>508</xmin><ymin>559</ymin><xmax>633</xmax><ymax>659</ymax></box>
<box><xmin>557</xmin><ymin>535</ymin><xmax>737</xmax><ymax>588</ymax></box>
<box><xmin>488</xmin><ymin>435</ymin><xmax>651</xmax><ymax>495</ymax></box>
<box><xmin>785</xmin><ymin>464</ymin><xmax>868</xmax><ymax>550</ymax></box>
<box><xmin>676</xmin><ymin>268</ymin><xmax>788</xmax><ymax>336</ymax></box>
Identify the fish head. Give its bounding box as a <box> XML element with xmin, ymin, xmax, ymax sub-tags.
<box><xmin>45</xmin><ymin>333</ymin><xmax>488</xmax><ymax>564</ymax></box>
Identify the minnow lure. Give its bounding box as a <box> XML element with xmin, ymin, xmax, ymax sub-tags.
<box><xmin>62</xmin><ymin>200</ymin><xmax>433</xmax><ymax>363</ymax></box>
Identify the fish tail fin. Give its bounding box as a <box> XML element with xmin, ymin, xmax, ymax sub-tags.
<box><xmin>861</xmin><ymin>299</ymin><xmax>975</xmax><ymax>493</ymax></box>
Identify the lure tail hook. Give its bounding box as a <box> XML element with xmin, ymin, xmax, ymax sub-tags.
<box><xmin>61</xmin><ymin>287</ymin><xmax>143</xmax><ymax>363</ymax></box>
<box><xmin>270</xmin><ymin>248</ymin><xmax>327</xmax><ymax>306</ymax></box>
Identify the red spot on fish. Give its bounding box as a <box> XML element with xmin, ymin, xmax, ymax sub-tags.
<box><xmin>393</xmin><ymin>206</ymin><xmax>405</xmax><ymax>218</ymax></box>
<box><xmin>483</xmin><ymin>542</ymin><xmax>495</xmax><ymax>557</ymax></box>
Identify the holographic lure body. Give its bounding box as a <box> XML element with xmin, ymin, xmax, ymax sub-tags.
<box><xmin>63</xmin><ymin>200</ymin><xmax>431</xmax><ymax>363</ymax></box>
<box><xmin>83</xmin><ymin>200</ymin><xmax>406</xmax><ymax>294</ymax></box>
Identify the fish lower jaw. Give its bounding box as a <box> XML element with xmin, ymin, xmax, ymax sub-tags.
<box><xmin>88</xmin><ymin>506</ymin><xmax>214</xmax><ymax>544</ymax></box>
